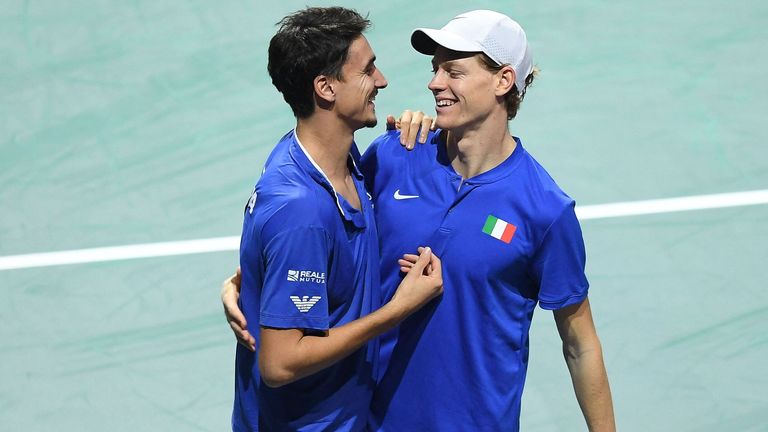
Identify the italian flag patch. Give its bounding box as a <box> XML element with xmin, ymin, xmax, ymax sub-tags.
<box><xmin>482</xmin><ymin>215</ymin><xmax>517</xmax><ymax>244</ymax></box>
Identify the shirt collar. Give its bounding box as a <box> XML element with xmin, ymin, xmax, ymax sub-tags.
<box><xmin>289</xmin><ymin>130</ymin><xmax>365</xmax><ymax>226</ymax></box>
<box><xmin>435</xmin><ymin>131</ymin><xmax>526</xmax><ymax>184</ymax></box>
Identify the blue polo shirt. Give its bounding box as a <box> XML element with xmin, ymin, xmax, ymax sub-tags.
<box><xmin>233</xmin><ymin>130</ymin><xmax>381</xmax><ymax>431</ymax></box>
<box><xmin>360</xmin><ymin>130</ymin><xmax>589</xmax><ymax>432</ymax></box>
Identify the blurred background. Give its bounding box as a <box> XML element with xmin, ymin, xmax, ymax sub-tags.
<box><xmin>1</xmin><ymin>0</ymin><xmax>766</xmax><ymax>430</ymax></box>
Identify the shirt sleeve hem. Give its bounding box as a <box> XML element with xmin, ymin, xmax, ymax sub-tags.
<box><xmin>260</xmin><ymin>314</ymin><xmax>329</xmax><ymax>331</ymax></box>
<box><xmin>539</xmin><ymin>290</ymin><xmax>589</xmax><ymax>310</ymax></box>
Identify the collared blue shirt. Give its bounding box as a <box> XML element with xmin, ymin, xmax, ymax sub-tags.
<box><xmin>233</xmin><ymin>130</ymin><xmax>381</xmax><ymax>431</ymax></box>
<box><xmin>360</xmin><ymin>130</ymin><xmax>589</xmax><ymax>432</ymax></box>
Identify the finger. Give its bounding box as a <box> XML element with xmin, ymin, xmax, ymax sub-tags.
<box><xmin>430</xmin><ymin>117</ymin><xmax>437</xmax><ymax>131</ymax></box>
<box><xmin>229</xmin><ymin>320</ymin><xmax>255</xmax><ymax>344</ymax></box>
<box><xmin>399</xmin><ymin>110</ymin><xmax>413</xmax><ymax>145</ymax></box>
<box><xmin>386</xmin><ymin>115</ymin><xmax>396</xmax><ymax>130</ymax></box>
<box><xmin>401</xmin><ymin>253</ymin><xmax>419</xmax><ymax>263</ymax></box>
<box><xmin>241</xmin><ymin>330</ymin><xmax>256</xmax><ymax>351</ymax></box>
<box><xmin>428</xmin><ymin>252</ymin><xmax>442</xmax><ymax>278</ymax></box>
<box><xmin>398</xmin><ymin>258</ymin><xmax>415</xmax><ymax>268</ymax></box>
<box><xmin>234</xmin><ymin>266</ymin><xmax>242</xmax><ymax>284</ymax></box>
<box><xmin>418</xmin><ymin>116</ymin><xmax>433</xmax><ymax>143</ymax></box>
<box><xmin>222</xmin><ymin>279</ymin><xmax>239</xmax><ymax>304</ymax></box>
<box><xmin>409</xmin><ymin>246</ymin><xmax>432</xmax><ymax>274</ymax></box>
<box><xmin>237</xmin><ymin>331</ymin><xmax>256</xmax><ymax>352</ymax></box>
<box><xmin>400</xmin><ymin>266</ymin><xmax>412</xmax><ymax>273</ymax></box>
<box><xmin>239</xmin><ymin>340</ymin><xmax>255</xmax><ymax>352</ymax></box>
<box><xmin>405</xmin><ymin>115</ymin><xmax>421</xmax><ymax>150</ymax></box>
<box><xmin>224</xmin><ymin>298</ymin><xmax>248</xmax><ymax>329</ymax></box>
<box><xmin>229</xmin><ymin>320</ymin><xmax>247</xmax><ymax>337</ymax></box>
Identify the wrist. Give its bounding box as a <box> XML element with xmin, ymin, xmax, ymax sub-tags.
<box><xmin>379</xmin><ymin>297</ymin><xmax>412</xmax><ymax>325</ymax></box>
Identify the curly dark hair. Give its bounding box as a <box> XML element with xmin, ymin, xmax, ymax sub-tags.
<box><xmin>267</xmin><ymin>7</ymin><xmax>371</xmax><ymax>118</ymax></box>
<box><xmin>477</xmin><ymin>53</ymin><xmax>538</xmax><ymax>120</ymax></box>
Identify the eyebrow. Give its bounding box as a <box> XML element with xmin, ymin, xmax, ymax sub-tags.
<box><xmin>364</xmin><ymin>56</ymin><xmax>377</xmax><ymax>71</ymax></box>
<box><xmin>432</xmin><ymin>59</ymin><xmax>462</xmax><ymax>69</ymax></box>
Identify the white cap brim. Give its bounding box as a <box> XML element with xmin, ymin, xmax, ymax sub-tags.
<box><xmin>411</xmin><ymin>28</ymin><xmax>485</xmax><ymax>56</ymax></box>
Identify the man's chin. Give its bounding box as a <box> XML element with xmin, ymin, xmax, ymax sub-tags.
<box><xmin>363</xmin><ymin>118</ymin><xmax>378</xmax><ymax>128</ymax></box>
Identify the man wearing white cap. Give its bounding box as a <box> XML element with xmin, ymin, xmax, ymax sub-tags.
<box><xmin>361</xmin><ymin>9</ymin><xmax>615</xmax><ymax>431</ymax></box>
<box><xmin>222</xmin><ymin>9</ymin><xmax>615</xmax><ymax>431</ymax></box>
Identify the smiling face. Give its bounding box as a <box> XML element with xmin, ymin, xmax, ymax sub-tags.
<box><xmin>428</xmin><ymin>47</ymin><xmax>506</xmax><ymax>132</ymax></box>
<box><xmin>332</xmin><ymin>36</ymin><xmax>388</xmax><ymax>130</ymax></box>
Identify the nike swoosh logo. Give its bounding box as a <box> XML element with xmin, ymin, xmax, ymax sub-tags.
<box><xmin>394</xmin><ymin>189</ymin><xmax>419</xmax><ymax>200</ymax></box>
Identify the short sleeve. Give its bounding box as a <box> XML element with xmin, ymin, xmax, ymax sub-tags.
<box><xmin>531</xmin><ymin>202</ymin><xmax>590</xmax><ymax>310</ymax></box>
<box><xmin>260</xmin><ymin>226</ymin><xmax>332</xmax><ymax>330</ymax></box>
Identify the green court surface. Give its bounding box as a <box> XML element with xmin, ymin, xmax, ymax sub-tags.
<box><xmin>1</xmin><ymin>1</ymin><xmax>767</xmax><ymax>430</ymax></box>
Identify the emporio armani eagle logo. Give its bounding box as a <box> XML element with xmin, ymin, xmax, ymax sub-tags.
<box><xmin>290</xmin><ymin>295</ymin><xmax>322</xmax><ymax>313</ymax></box>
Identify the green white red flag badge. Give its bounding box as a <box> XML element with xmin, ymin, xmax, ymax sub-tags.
<box><xmin>482</xmin><ymin>215</ymin><xmax>517</xmax><ymax>243</ymax></box>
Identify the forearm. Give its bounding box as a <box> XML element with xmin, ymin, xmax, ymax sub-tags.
<box><xmin>260</xmin><ymin>246</ymin><xmax>442</xmax><ymax>388</ymax></box>
<box><xmin>260</xmin><ymin>300</ymin><xmax>410</xmax><ymax>387</ymax></box>
<box><xmin>563</xmin><ymin>343</ymin><xmax>615</xmax><ymax>432</ymax></box>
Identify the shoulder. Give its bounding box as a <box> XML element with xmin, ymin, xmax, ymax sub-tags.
<box><xmin>363</xmin><ymin>129</ymin><xmax>442</xmax><ymax>167</ymax></box>
<box><xmin>512</xmin><ymin>144</ymin><xmax>577</xmax><ymax>226</ymax></box>
<box><xmin>260</xmin><ymin>180</ymin><xmax>334</xmax><ymax>221</ymax></box>
<box><xmin>368</xmin><ymin>129</ymin><xmax>403</xmax><ymax>151</ymax></box>
<box><xmin>249</xmin><ymin>172</ymin><xmax>334</xmax><ymax>241</ymax></box>
<box><xmin>367</xmin><ymin>129</ymin><xmax>443</xmax><ymax>155</ymax></box>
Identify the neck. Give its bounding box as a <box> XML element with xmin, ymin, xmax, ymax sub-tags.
<box><xmin>295</xmin><ymin>113</ymin><xmax>355</xmax><ymax>182</ymax></box>
<box><xmin>445</xmin><ymin>114</ymin><xmax>517</xmax><ymax>179</ymax></box>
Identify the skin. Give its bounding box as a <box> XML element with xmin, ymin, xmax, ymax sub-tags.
<box><xmin>329</xmin><ymin>36</ymin><xmax>386</xmax><ymax>130</ymax></box>
<box><xmin>429</xmin><ymin>47</ymin><xmax>519</xmax><ymax>179</ymax></box>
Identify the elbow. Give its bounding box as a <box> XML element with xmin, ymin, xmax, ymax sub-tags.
<box><xmin>562</xmin><ymin>337</ymin><xmax>603</xmax><ymax>362</ymax></box>
<box><xmin>259</xmin><ymin>363</ymin><xmax>298</xmax><ymax>388</ymax></box>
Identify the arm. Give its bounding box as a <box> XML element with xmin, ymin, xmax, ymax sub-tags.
<box><xmin>553</xmin><ymin>298</ymin><xmax>615</xmax><ymax>432</ymax></box>
<box><xmin>225</xmin><ymin>247</ymin><xmax>443</xmax><ymax>388</ymax></box>
<box><xmin>260</xmin><ymin>247</ymin><xmax>441</xmax><ymax>387</ymax></box>
<box><xmin>221</xmin><ymin>268</ymin><xmax>255</xmax><ymax>351</ymax></box>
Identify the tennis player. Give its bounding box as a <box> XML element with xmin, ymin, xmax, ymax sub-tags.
<box><xmin>363</xmin><ymin>10</ymin><xmax>615</xmax><ymax>431</ymax></box>
<box><xmin>231</xmin><ymin>7</ymin><xmax>443</xmax><ymax>431</ymax></box>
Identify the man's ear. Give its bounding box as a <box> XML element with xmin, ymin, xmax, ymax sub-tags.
<box><xmin>314</xmin><ymin>75</ymin><xmax>336</xmax><ymax>103</ymax></box>
<box><xmin>495</xmin><ymin>66</ymin><xmax>516</xmax><ymax>96</ymax></box>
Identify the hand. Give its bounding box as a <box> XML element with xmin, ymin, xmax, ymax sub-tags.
<box><xmin>385</xmin><ymin>110</ymin><xmax>436</xmax><ymax>150</ymax></box>
<box><xmin>221</xmin><ymin>267</ymin><xmax>255</xmax><ymax>352</ymax></box>
<box><xmin>390</xmin><ymin>247</ymin><xmax>443</xmax><ymax>313</ymax></box>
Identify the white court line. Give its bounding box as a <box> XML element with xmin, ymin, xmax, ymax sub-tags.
<box><xmin>575</xmin><ymin>189</ymin><xmax>768</xmax><ymax>220</ymax></box>
<box><xmin>1</xmin><ymin>189</ymin><xmax>767</xmax><ymax>271</ymax></box>
<box><xmin>0</xmin><ymin>237</ymin><xmax>240</xmax><ymax>271</ymax></box>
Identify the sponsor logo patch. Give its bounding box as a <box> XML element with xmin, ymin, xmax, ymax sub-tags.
<box><xmin>287</xmin><ymin>269</ymin><xmax>326</xmax><ymax>284</ymax></box>
<box><xmin>290</xmin><ymin>295</ymin><xmax>322</xmax><ymax>313</ymax></box>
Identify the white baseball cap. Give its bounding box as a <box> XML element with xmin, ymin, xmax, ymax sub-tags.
<box><xmin>411</xmin><ymin>10</ymin><xmax>533</xmax><ymax>92</ymax></box>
